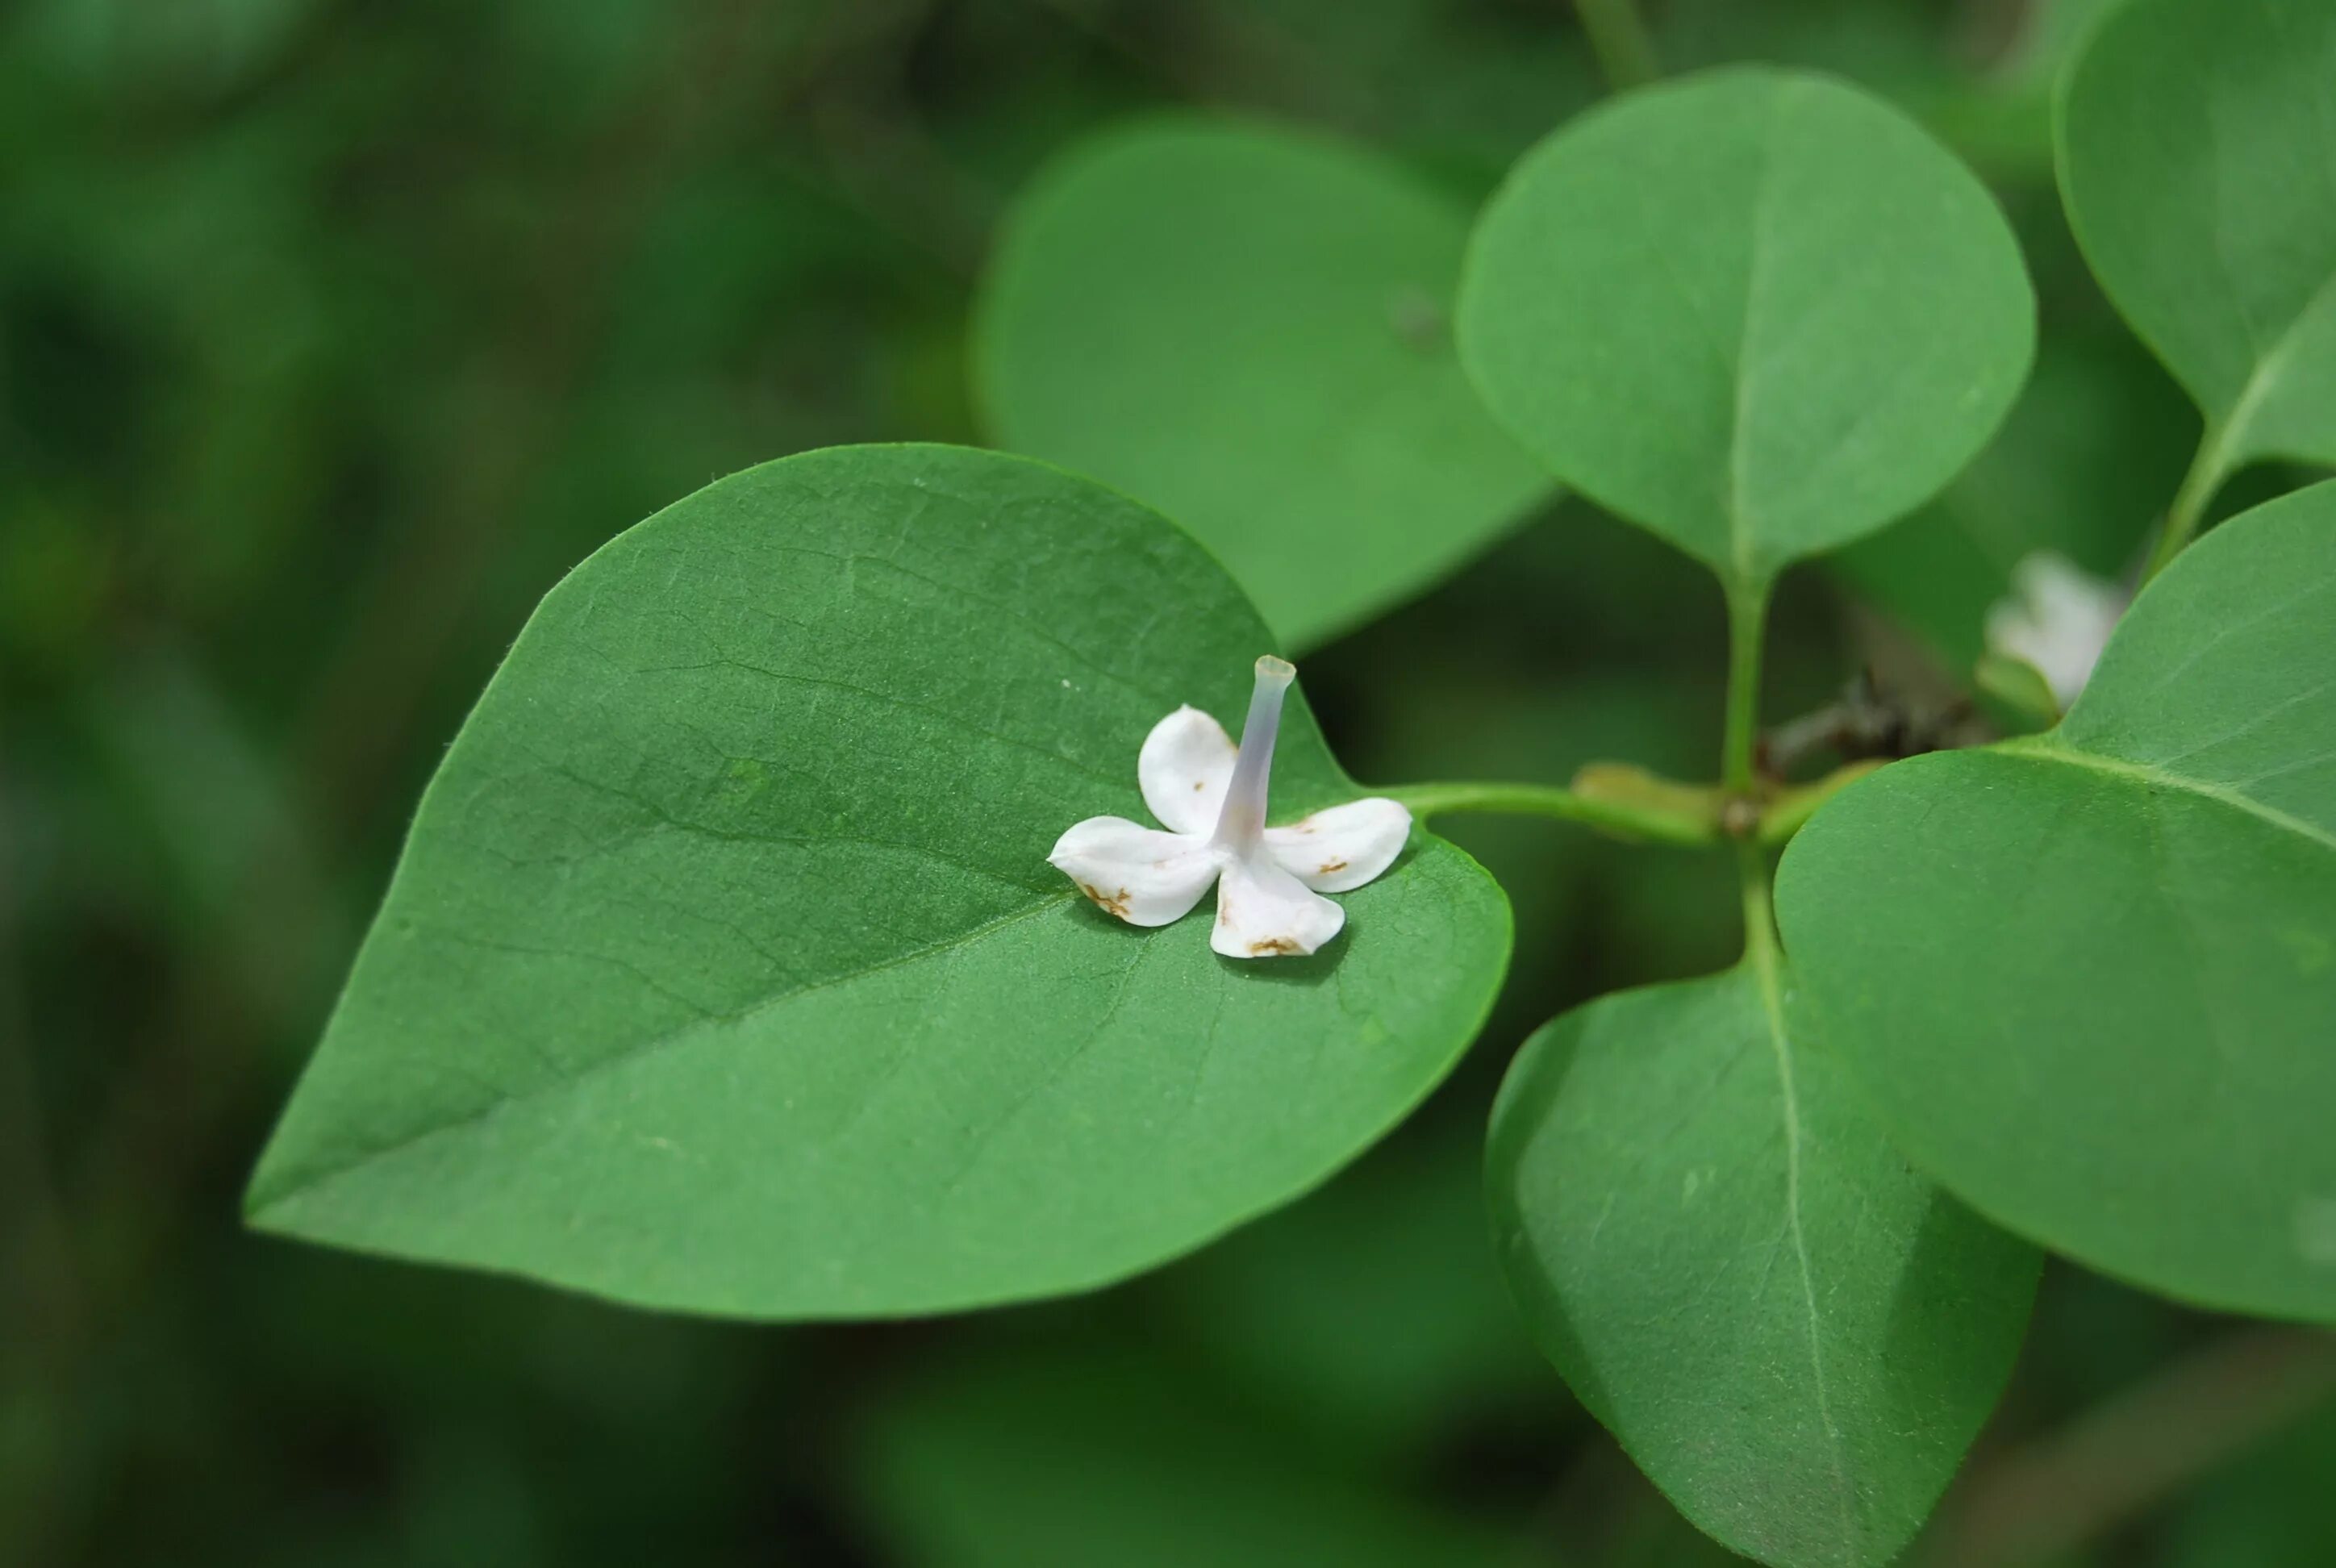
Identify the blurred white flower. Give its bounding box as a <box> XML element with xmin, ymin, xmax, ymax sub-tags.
<box><xmin>1985</xmin><ymin>553</ymin><xmax>2128</xmax><ymax>710</ymax></box>
<box><xmin>1048</xmin><ymin>656</ymin><xmax>1411</xmax><ymax>958</ymax></box>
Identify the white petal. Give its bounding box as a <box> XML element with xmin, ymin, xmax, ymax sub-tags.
<box><xmin>1211</xmin><ymin>853</ymin><xmax>1345</xmax><ymax>959</ymax></box>
<box><xmin>1049</xmin><ymin>816</ymin><xmax>1220</xmax><ymax>927</ymax></box>
<box><xmin>1138</xmin><ymin>704</ymin><xmax>1237</xmax><ymax>836</ymax></box>
<box><xmin>1986</xmin><ymin>553</ymin><xmax>2126</xmax><ymax>709</ymax></box>
<box><xmin>1264</xmin><ymin>798</ymin><xmax>1412</xmax><ymax>892</ymax></box>
<box><xmin>2017</xmin><ymin>553</ymin><xmax>2125</xmax><ymax>629</ymax></box>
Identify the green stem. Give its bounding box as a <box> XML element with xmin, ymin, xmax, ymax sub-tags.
<box><xmin>1573</xmin><ymin>0</ymin><xmax>1660</xmax><ymax>90</ymax></box>
<box><xmin>1383</xmin><ymin>781</ymin><xmax>1716</xmax><ymax>847</ymax></box>
<box><xmin>1721</xmin><ymin>576</ymin><xmax>1771</xmax><ymax>799</ymax></box>
<box><xmin>2141</xmin><ymin>422</ymin><xmax>2230</xmax><ymax>585</ymax></box>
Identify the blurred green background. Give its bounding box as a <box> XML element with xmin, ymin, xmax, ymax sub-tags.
<box><xmin>4</xmin><ymin>1</ymin><xmax>2331</xmax><ymax>1563</ymax></box>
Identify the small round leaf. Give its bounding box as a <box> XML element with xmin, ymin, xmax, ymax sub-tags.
<box><xmin>977</xmin><ymin>116</ymin><xmax>1551</xmax><ymax>649</ymax></box>
<box><xmin>1458</xmin><ymin>67</ymin><xmax>2034</xmax><ymax>582</ymax></box>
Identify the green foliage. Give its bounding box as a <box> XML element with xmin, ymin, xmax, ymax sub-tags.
<box><xmin>246</xmin><ymin>444</ymin><xmax>1509</xmax><ymax>1317</ymax></box>
<box><xmin>977</xmin><ymin>117</ymin><xmax>1550</xmax><ymax>648</ymax></box>
<box><xmin>30</xmin><ymin>0</ymin><xmax>2336</xmax><ymax>1562</ymax></box>
<box><xmin>1458</xmin><ymin>66</ymin><xmax>2034</xmax><ymax>585</ymax></box>
<box><xmin>1489</xmin><ymin>961</ymin><xmax>2037</xmax><ymax>1568</ymax></box>
<box><xmin>1779</xmin><ymin>484</ymin><xmax>2336</xmax><ymax>1322</ymax></box>
<box><xmin>2059</xmin><ymin>0</ymin><xmax>2336</xmax><ymax>481</ymax></box>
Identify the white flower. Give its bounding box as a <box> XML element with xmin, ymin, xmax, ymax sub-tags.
<box><xmin>1985</xmin><ymin>553</ymin><xmax>2128</xmax><ymax>710</ymax></box>
<box><xmin>1048</xmin><ymin>656</ymin><xmax>1412</xmax><ymax>959</ymax></box>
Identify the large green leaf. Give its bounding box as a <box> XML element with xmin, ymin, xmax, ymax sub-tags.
<box><xmin>1457</xmin><ymin>67</ymin><xmax>2034</xmax><ymax>583</ymax></box>
<box><xmin>1779</xmin><ymin>482</ymin><xmax>2336</xmax><ymax>1321</ymax></box>
<box><xmin>975</xmin><ymin>115</ymin><xmax>1550</xmax><ymax>649</ymax></box>
<box><xmin>1488</xmin><ymin>960</ymin><xmax>2037</xmax><ymax>1568</ymax></box>
<box><xmin>2059</xmin><ymin>0</ymin><xmax>2336</xmax><ymax>480</ymax></box>
<box><xmin>246</xmin><ymin>444</ymin><xmax>1510</xmax><ymax>1318</ymax></box>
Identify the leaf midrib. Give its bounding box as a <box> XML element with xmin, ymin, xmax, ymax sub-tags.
<box><xmin>1743</xmin><ymin>947</ymin><xmax>1863</xmax><ymax>1563</ymax></box>
<box><xmin>257</xmin><ymin>787</ymin><xmax>1419</xmax><ymax>1218</ymax></box>
<box><xmin>2204</xmin><ymin>0</ymin><xmax>2336</xmax><ymax>465</ymax></box>
<box><xmin>1997</xmin><ymin>737</ymin><xmax>2336</xmax><ymax>854</ymax></box>
<box><xmin>1725</xmin><ymin>81</ymin><xmax>1793</xmax><ymax>584</ymax></box>
<box><xmin>2198</xmin><ymin>261</ymin><xmax>2336</xmax><ymax>478</ymax></box>
<box><xmin>259</xmin><ymin>674</ymin><xmax>1370</xmax><ymax>1222</ymax></box>
<box><xmin>248</xmin><ymin>890</ymin><xmax>1081</xmax><ymax>1216</ymax></box>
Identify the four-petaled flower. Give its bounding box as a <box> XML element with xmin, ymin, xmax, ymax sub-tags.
<box><xmin>1049</xmin><ymin>656</ymin><xmax>1411</xmax><ymax>959</ymax></box>
<box><xmin>1985</xmin><ymin>553</ymin><xmax>2129</xmax><ymax>709</ymax></box>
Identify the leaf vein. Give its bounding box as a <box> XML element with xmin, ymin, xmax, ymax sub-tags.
<box><xmin>2000</xmin><ymin>742</ymin><xmax>2336</xmax><ymax>854</ymax></box>
<box><xmin>252</xmin><ymin>894</ymin><xmax>1082</xmax><ymax>1211</ymax></box>
<box><xmin>1747</xmin><ymin>946</ymin><xmax>1861</xmax><ymax>1562</ymax></box>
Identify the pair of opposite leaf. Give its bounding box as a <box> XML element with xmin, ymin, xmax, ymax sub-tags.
<box><xmin>1049</xmin><ymin>656</ymin><xmax>1412</xmax><ymax>957</ymax></box>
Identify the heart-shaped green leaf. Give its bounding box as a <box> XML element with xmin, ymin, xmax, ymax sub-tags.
<box><xmin>1488</xmin><ymin>959</ymin><xmax>2037</xmax><ymax>1568</ymax></box>
<box><xmin>1778</xmin><ymin>482</ymin><xmax>2336</xmax><ymax>1321</ymax></box>
<box><xmin>975</xmin><ymin>116</ymin><xmax>1551</xmax><ymax>650</ymax></box>
<box><xmin>1458</xmin><ymin>67</ymin><xmax>2034</xmax><ymax>585</ymax></box>
<box><xmin>2059</xmin><ymin>0</ymin><xmax>2336</xmax><ymax>479</ymax></box>
<box><xmin>247</xmin><ymin>444</ymin><xmax>1510</xmax><ymax>1318</ymax></box>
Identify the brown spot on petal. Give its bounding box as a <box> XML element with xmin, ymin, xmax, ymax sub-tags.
<box><xmin>1078</xmin><ymin>882</ymin><xmax>1133</xmax><ymax>920</ymax></box>
<box><xmin>1247</xmin><ymin>937</ymin><xmax>1303</xmax><ymax>956</ymax></box>
<box><xmin>1317</xmin><ymin>859</ymin><xmax>1349</xmax><ymax>876</ymax></box>
<box><xmin>1192</xmin><ymin>781</ymin><xmax>1205</xmax><ymax>790</ymax></box>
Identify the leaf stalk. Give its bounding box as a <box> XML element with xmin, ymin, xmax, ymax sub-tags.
<box><xmin>2140</xmin><ymin>421</ymin><xmax>2230</xmax><ymax>584</ymax></box>
<box><xmin>1573</xmin><ymin>0</ymin><xmax>1661</xmax><ymax>91</ymax></box>
<box><xmin>1382</xmin><ymin>779</ymin><xmax>1717</xmax><ymax>846</ymax></box>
